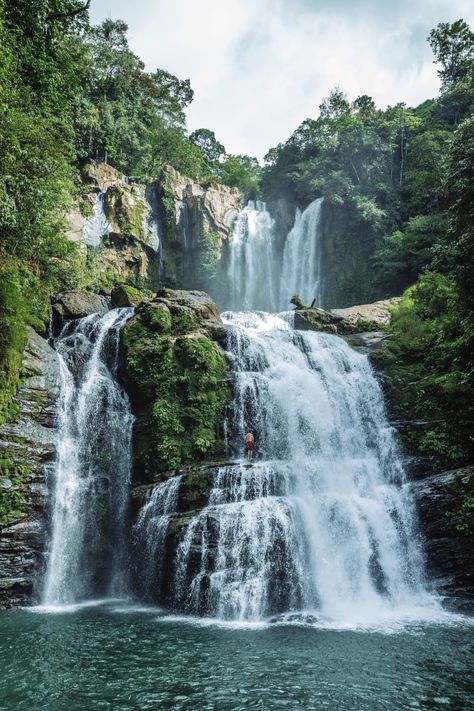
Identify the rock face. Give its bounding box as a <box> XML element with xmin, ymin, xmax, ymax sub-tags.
<box><xmin>66</xmin><ymin>162</ymin><xmax>242</xmax><ymax>294</ymax></box>
<box><xmin>0</xmin><ymin>328</ymin><xmax>60</xmax><ymax>607</ymax></box>
<box><xmin>410</xmin><ymin>466</ymin><xmax>474</xmax><ymax>612</ymax></box>
<box><xmin>157</xmin><ymin>166</ymin><xmax>242</xmax><ymax>291</ymax></box>
<box><xmin>66</xmin><ymin>162</ymin><xmax>161</xmax><ymax>289</ymax></box>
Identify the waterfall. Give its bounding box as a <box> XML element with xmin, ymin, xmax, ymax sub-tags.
<box><xmin>42</xmin><ymin>308</ymin><xmax>134</xmax><ymax>605</ymax></box>
<box><xmin>280</xmin><ymin>197</ymin><xmax>324</xmax><ymax>309</ymax></box>
<box><xmin>82</xmin><ymin>192</ymin><xmax>111</xmax><ymax>247</ymax></box>
<box><xmin>133</xmin><ymin>476</ymin><xmax>182</xmax><ymax>600</ymax></box>
<box><xmin>226</xmin><ymin>201</ymin><xmax>279</xmax><ymax>312</ymax></box>
<box><xmin>170</xmin><ymin>311</ymin><xmax>431</xmax><ymax>622</ymax></box>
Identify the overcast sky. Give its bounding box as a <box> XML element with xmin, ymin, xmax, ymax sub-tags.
<box><xmin>89</xmin><ymin>0</ymin><xmax>474</xmax><ymax>160</ymax></box>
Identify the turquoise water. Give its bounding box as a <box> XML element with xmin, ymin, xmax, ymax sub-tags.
<box><xmin>1</xmin><ymin>603</ymin><xmax>473</xmax><ymax>710</ymax></box>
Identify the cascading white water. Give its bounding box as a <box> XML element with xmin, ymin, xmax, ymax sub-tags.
<box><xmin>42</xmin><ymin>308</ymin><xmax>134</xmax><ymax>605</ymax></box>
<box><xmin>226</xmin><ymin>201</ymin><xmax>279</xmax><ymax>312</ymax></box>
<box><xmin>171</xmin><ymin>311</ymin><xmax>433</xmax><ymax>623</ymax></box>
<box><xmin>280</xmin><ymin>197</ymin><xmax>324</xmax><ymax>308</ymax></box>
<box><xmin>133</xmin><ymin>476</ymin><xmax>182</xmax><ymax>599</ymax></box>
<box><xmin>82</xmin><ymin>192</ymin><xmax>111</xmax><ymax>247</ymax></box>
<box><xmin>222</xmin><ymin>197</ymin><xmax>324</xmax><ymax>312</ymax></box>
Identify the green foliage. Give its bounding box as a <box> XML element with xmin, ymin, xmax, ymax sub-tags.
<box><xmin>190</xmin><ymin>128</ymin><xmax>225</xmax><ymax>163</ymax></box>
<box><xmin>218</xmin><ymin>154</ymin><xmax>261</xmax><ymax>198</ymax></box>
<box><xmin>429</xmin><ymin>20</ymin><xmax>474</xmax><ymax>90</ymax></box>
<box><xmin>0</xmin><ymin>256</ymin><xmax>51</xmax><ymax>424</ymax></box>
<box><xmin>377</xmin><ymin>273</ymin><xmax>474</xmax><ymax>464</ymax></box>
<box><xmin>0</xmin><ymin>455</ymin><xmax>32</xmax><ymax>527</ymax></box>
<box><xmin>123</xmin><ymin>298</ymin><xmax>230</xmax><ymax>478</ymax></box>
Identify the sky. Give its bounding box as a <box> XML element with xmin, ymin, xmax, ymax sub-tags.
<box><xmin>89</xmin><ymin>0</ymin><xmax>474</xmax><ymax>161</ymax></box>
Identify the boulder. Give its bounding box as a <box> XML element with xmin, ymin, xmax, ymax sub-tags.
<box><xmin>290</xmin><ymin>303</ymin><xmax>360</xmax><ymax>335</ymax></box>
<box><xmin>331</xmin><ymin>298</ymin><xmax>401</xmax><ymax>328</ymax></box>
<box><xmin>122</xmin><ymin>289</ymin><xmax>229</xmax><ymax>482</ymax></box>
<box><xmin>110</xmin><ymin>284</ymin><xmax>150</xmax><ymax>308</ymax></box>
<box><xmin>52</xmin><ymin>290</ymin><xmax>110</xmax><ymax>327</ymax></box>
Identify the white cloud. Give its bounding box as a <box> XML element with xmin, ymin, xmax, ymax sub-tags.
<box><xmin>90</xmin><ymin>0</ymin><xmax>474</xmax><ymax>160</ymax></box>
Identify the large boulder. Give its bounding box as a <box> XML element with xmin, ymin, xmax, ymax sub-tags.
<box><xmin>410</xmin><ymin>465</ymin><xmax>474</xmax><ymax>612</ymax></box>
<box><xmin>52</xmin><ymin>290</ymin><xmax>110</xmax><ymax>328</ymax></box>
<box><xmin>331</xmin><ymin>298</ymin><xmax>401</xmax><ymax>328</ymax></box>
<box><xmin>122</xmin><ymin>289</ymin><xmax>229</xmax><ymax>482</ymax></box>
<box><xmin>0</xmin><ymin>328</ymin><xmax>61</xmax><ymax>607</ymax></box>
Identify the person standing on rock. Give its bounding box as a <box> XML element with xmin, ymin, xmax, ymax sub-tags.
<box><xmin>245</xmin><ymin>431</ymin><xmax>255</xmax><ymax>461</ymax></box>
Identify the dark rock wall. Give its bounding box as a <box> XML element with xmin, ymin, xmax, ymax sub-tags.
<box><xmin>410</xmin><ymin>466</ymin><xmax>474</xmax><ymax>613</ymax></box>
<box><xmin>0</xmin><ymin>328</ymin><xmax>60</xmax><ymax>607</ymax></box>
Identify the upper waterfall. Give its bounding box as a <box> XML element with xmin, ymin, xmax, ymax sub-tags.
<box><xmin>222</xmin><ymin>197</ymin><xmax>324</xmax><ymax>312</ymax></box>
<box><xmin>280</xmin><ymin>197</ymin><xmax>324</xmax><ymax>308</ymax></box>
<box><xmin>225</xmin><ymin>200</ymin><xmax>279</xmax><ymax>312</ymax></box>
<box><xmin>43</xmin><ymin>308</ymin><xmax>134</xmax><ymax>605</ymax></box>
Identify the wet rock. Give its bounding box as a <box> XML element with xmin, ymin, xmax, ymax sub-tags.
<box><xmin>292</xmin><ymin>306</ymin><xmax>351</xmax><ymax>335</ymax></box>
<box><xmin>0</xmin><ymin>328</ymin><xmax>61</xmax><ymax>608</ymax></box>
<box><xmin>410</xmin><ymin>465</ymin><xmax>474</xmax><ymax>612</ymax></box>
<box><xmin>343</xmin><ymin>330</ymin><xmax>391</xmax><ymax>355</ymax></box>
<box><xmin>52</xmin><ymin>289</ymin><xmax>110</xmax><ymax>327</ymax></box>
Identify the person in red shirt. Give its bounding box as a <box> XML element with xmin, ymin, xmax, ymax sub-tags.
<box><xmin>245</xmin><ymin>431</ymin><xmax>255</xmax><ymax>461</ymax></box>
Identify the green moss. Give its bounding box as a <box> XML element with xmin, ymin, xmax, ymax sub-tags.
<box><xmin>111</xmin><ymin>283</ymin><xmax>152</xmax><ymax>308</ymax></box>
<box><xmin>123</xmin><ymin>295</ymin><xmax>230</xmax><ymax>480</ymax></box>
<box><xmin>375</xmin><ymin>275</ymin><xmax>474</xmax><ymax>464</ymax></box>
<box><xmin>78</xmin><ymin>197</ymin><xmax>94</xmax><ymax>218</ymax></box>
<box><xmin>0</xmin><ymin>256</ymin><xmax>50</xmax><ymax>425</ymax></box>
<box><xmin>0</xmin><ymin>456</ymin><xmax>32</xmax><ymax>527</ymax></box>
<box><xmin>355</xmin><ymin>319</ymin><xmax>384</xmax><ymax>332</ymax></box>
<box><xmin>445</xmin><ymin>481</ymin><xmax>474</xmax><ymax>536</ymax></box>
<box><xmin>182</xmin><ymin>467</ymin><xmax>210</xmax><ymax>509</ymax></box>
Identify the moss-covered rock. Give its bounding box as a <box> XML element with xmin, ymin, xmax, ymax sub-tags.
<box><xmin>110</xmin><ymin>284</ymin><xmax>152</xmax><ymax>308</ymax></box>
<box><xmin>123</xmin><ymin>289</ymin><xmax>230</xmax><ymax>481</ymax></box>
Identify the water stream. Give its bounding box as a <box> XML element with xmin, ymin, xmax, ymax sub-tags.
<box><xmin>42</xmin><ymin>308</ymin><xmax>134</xmax><ymax>605</ymax></box>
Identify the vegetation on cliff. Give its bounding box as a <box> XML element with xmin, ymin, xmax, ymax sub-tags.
<box><xmin>262</xmin><ymin>19</ymin><xmax>474</xmax><ymax>466</ymax></box>
<box><xmin>122</xmin><ymin>290</ymin><xmax>229</xmax><ymax>479</ymax></box>
<box><xmin>0</xmin><ymin>1</ymin><xmax>255</xmax><ymax>420</ymax></box>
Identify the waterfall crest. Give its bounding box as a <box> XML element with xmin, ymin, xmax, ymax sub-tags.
<box><xmin>164</xmin><ymin>311</ymin><xmax>432</xmax><ymax>622</ymax></box>
<box><xmin>43</xmin><ymin>308</ymin><xmax>133</xmax><ymax>605</ymax></box>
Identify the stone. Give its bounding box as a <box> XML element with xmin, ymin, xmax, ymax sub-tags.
<box><xmin>104</xmin><ymin>183</ymin><xmax>149</xmax><ymax>244</ymax></box>
<box><xmin>331</xmin><ymin>298</ymin><xmax>401</xmax><ymax>328</ymax></box>
<box><xmin>52</xmin><ymin>290</ymin><xmax>110</xmax><ymax>327</ymax></box>
<box><xmin>292</xmin><ymin>307</ymin><xmax>350</xmax><ymax>334</ymax></box>
<box><xmin>110</xmin><ymin>284</ymin><xmax>149</xmax><ymax>308</ymax></box>
<box><xmin>0</xmin><ymin>328</ymin><xmax>61</xmax><ymax>608</ymax></box>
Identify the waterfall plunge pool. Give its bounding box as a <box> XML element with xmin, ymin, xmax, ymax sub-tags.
<box><xmin>1</xmin><ymin>603</ymin><xmax>473</xmax><ymax>711</ymax></box>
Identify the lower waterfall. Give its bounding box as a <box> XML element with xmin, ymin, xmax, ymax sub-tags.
<box><xmin>42</xmin><ymin>308</ymin><xmax>134</xmax><ymax>605</ymax></box>
<box><xmin>136</xmin><ymin>311</ymin><xmax>434</xmax><ymax>623</ymax></box>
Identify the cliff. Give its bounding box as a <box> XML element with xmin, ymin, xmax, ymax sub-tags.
<box><xmin>0</xmin><ymin>328</ymin><xmax>60</xmax><ymax>607</ymax></box>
